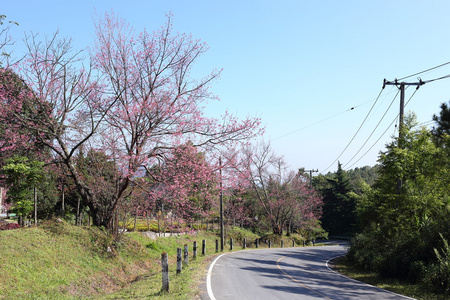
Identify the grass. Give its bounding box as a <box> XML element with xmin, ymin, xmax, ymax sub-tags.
<box><xmin>0</xmin><ymin>221</ymin><xmax>268</xmax><ymax>299</ymax></box>
<box><xmin>331</xmin><ymin>256</ymin><xmax>450</xmax><ymax>300</ymax></box>
<box><xmin>0</xmin><ymin>220</ymin><xmax>155</xmax><ymax>299</ymax></box>
<box><xmin>100</xmin><ymin>231</ymin><xmax>218</xmax><ymax>300</ymax></box>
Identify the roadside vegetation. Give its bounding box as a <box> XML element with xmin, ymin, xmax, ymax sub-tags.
<box><xmin>332</xmin><ymin>256</ymin><xmax>449</xmax><ymax>300</ymax></box>
<box><xmin>0</xmin><ymin>220</ymin><xmax>311</xmax><ymax>299</ymax></box>
<box><xmin>312</xmin><ymin>103</ymin><xmax>450</xmax><ymax>298</ymax></box>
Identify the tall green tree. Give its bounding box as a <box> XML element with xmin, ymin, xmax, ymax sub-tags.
<box><xmin>432</xmin><ymin>100</ymin><xmax>450</xmax><ymax>139</ymax></box>
<box><xmin>1</xmin><ymin>156</ymin><xmax>44</xmax><ymax>226</ymax></box>
<box><xmin>320</xmin><ymin>162</ymin><xmax>357</xmax><ymax>236</ymax></box>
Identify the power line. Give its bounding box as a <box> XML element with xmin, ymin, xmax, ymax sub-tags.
<box><xmin>345</xmin><ymin>87</ymin><xmax>419</xmax><ymax>170</ymax></box>
<box><xmin>321</xmin><ymin>87</ymin><xmax>385</xmax><ymax>173</ymax></box>
<box><xmin>398</xmin><ymin>61</ymin><xmax>450</xmax><ymax>81</ymax></box>
<box><xmin>345</xmin><ymin>114</ymin><xmax>398</xmax><ymax>170</ymax></box>
<box><xmin>343</xmin><ymin>89</ymin><xmax>400</xmax><ymax>169</ymax></box>
<box><xmin>417</xmin><ymin>120</ymin><xmax>435</xmax><ymax>127</ymax></box>
<box><xmin>271</xmin><ymin>86</ymin><xmax>400</xmax><ymax>143</ymax></box>
<box><xmin>271</xmin><ymin>92</ymin><xmax>394</xmax><ymax>142</ymax></box>
<box><xmin>423</xmin><ymin>73</ymin><xmax>450</xmax><ymax>84</ymax></box>
<box><xmin>270</xmin><ymin>108</ymin><xmax>351</xmax><ymax>142</ymax></box>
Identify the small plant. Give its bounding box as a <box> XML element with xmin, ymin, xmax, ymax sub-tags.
<box><xmin>0</xmin><ymin>222</ymin><xmax>20</xmax><ymax>230</ymax></box>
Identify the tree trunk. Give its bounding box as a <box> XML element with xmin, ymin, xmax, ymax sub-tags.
<box><xmin>272</xmin><ymin>222</ymin><xmax>283</xmax><ymax>236</ymax></box>
<box><xmin>76</xmin><ymin>195</ymin><xmax>81</xmax><ymax>226</ymax></box>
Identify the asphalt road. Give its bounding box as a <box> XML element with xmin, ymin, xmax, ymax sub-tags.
<box><xmin>202</xmin><ymin>243</ymin><xmax>414</xmax><ymax>300</ymax></box>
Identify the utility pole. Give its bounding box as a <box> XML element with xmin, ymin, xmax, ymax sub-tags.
<box><xmin>219</xmin><ymin>157</ymin><xmax>224</xmax><ymax>252</ymax></box>
<box><xmin>383</xmin><ymin>79</ymin><xmax>424</xmax><ymax>193</ymax></box>
<box><xmin>304</xmin><ymin>169</ymin><xmax>318</xmax><ymax>189</ymax></box>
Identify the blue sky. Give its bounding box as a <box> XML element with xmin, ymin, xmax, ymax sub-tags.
<box><xmin>3</xmin><ymin>1</ymin><xmax>450</xmax><ymax>173</ymax></box>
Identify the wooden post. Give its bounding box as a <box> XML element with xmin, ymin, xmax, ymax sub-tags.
<box><xmin>183</xmin><ymin>244</ymin><xmax>189</xmax><ymax>265</ymax></box>
<box><xmin>230</xmin><ymin>238</ymin><xmax>233</xmax><ymax>250</ymax></box>
<box><xmin>243</xmin><ymin>238</ymin><xmax>246</xmax><ymax>249</ymax></box>
<box><xmin>176</xmin><ymin>247</ymin><xmax>182</xmax><ymax>274</ymax></box>
<box><xmin>193</xmin><ymin>241</ymin><xmax>197</xmax><ymax>259</ymax></box>
<box><xmin>61</xmin><ymin>184</ymin><xmax>64</xmax><ymax>218</ymax></box>
<box><xmin>292</xmin><ymin>240</ymin><xmax>295</xmax><ymax>247</ymax></box>
<box><xmin>215</xmin><ymin>239</ymin><xmax>219</xmax><ymax>252</ymax></box>
<box><xmin>34</xmin><ymin>186</ymin><xmax>37</xmax><ymax>226</ymax></box>
<box><xmin>255</xmin><ymin>239</ymin><xmax>259</xmax><ymax>248</ymax></box>
<box><xmin>161</xmin><ymin>252</ymin><xmax>169</xmax><ymax>292</ymax></box>
<box><xmin>202</xmin><ymin>239</ymin><xmax>206</xmax><ymax>256</ymax></box>
<box><xmin>281</xmin><ymin>240</ymin><xmax>284</xmax><ymax>248</ymax></box>
<box><xmin>269</xmin><ymin>240</ymin><xmax>271</xmax><ymax>248</ymax></box>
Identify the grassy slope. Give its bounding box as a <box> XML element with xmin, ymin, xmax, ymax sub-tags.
<box><xmin>0</xmin><ymin>221</ymin><xmax>154</xmax><ymax>299</ymax></box>
<box><xmin>0</xmin><ymin>222</ymin><xmax>269</xmax><ymax>299</ymax></box>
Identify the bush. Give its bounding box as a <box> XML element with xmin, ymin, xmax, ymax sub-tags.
<box><xmin>226</xmin><ymin>226</ymin><xmax>260</xmax><ymax>246</ymax></box>
<box><xmin>423</xmin><ymin>234</ymin><xmax>450</xmax><ymax>294</ymax></box>
<box><xmin>290</xmin><ymin>234</ymin><xmax>306</xmax><ymax>246</ymax></box>
<box><xmin>408</xmin><ymin>260</ymin><xmax>426</xmax><ymax>284</ymax></box>
<box><xmin>0</xmin><ymin>222</ymin><xmax>20</xmax><ymax>230</ymax></box>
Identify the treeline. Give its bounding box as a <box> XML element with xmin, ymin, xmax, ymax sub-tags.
<box><xmin>349</xmin><ymin>107</ymin><xmax>450</xmax><ymax>294</ymax></box>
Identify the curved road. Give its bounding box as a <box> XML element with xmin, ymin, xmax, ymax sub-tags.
<box><xmin>202</xmin><ymin>244</ymin><xmax>414</xmax><ymax>300</ymax></box>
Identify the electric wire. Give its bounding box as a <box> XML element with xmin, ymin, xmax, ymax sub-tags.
<box><xmin>423</xmin><ymin>73</ymin><xmax>450</xmax><ymax>84</ymax></box>
<box><xmin>343</xmin><ymin>89</ymin><xmax>399</xmax><ymax>169</ymax></box>
<box><xmin>270</xmin><ymin>109</ymin><xmax>350</xmax><ymax>142</ymax></box>
<box><xmin>270</xmin><ymin>98</ymin><xmax>376</xmax><ymax>142</ymax></box>
<box><xmin>321</xmin><ymin>87</ymin><xmax>385</xmax><ymax>173</ymax></box>
<box><xmin>344</xmin><ymin>87</ymin><xmax>419</xmax><ymax>170</ymax></box>
<box><xmin>417</xmin><ymin>120</ymin><xmax>435</xmax><ymax>127</ymax></box>
<box><xmin>398</xmin><ymin>61</ymin><xmax>450</xmax><ymax>81</ymax></box>
<box><xmin>345</xmin><ymin>115</ymin><xmax>398</xmax><ymax>170</ymax></box>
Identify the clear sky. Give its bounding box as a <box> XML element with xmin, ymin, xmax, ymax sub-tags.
<box><xmin>3</xmin><ymin>1</ymin><xmax>450</xmax><ymax>173</ymax></box>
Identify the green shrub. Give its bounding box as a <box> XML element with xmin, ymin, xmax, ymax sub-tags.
<box><xmin>408</xmin><ymin>260</ymin><xmax>426</xmax><ymax>283</ymax></box>
<box><xmin>423</xmin><ymin>234</ymin><xmax>450</xmax><ymax>294</ymax></box>
<box><xmin>226</xmin><ymin>226</ymin><xmax>260</xmax><ymax>246</ymax></box>
<box><xmin>289</xmin><ymin>234</ymin><xmax>306</xmax><ymax>245</ymax></box>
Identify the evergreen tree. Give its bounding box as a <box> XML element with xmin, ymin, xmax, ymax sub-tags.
<box><xmin>320</xmin><ymin>162</ymin><xmax>356</xmax><ymax>236</ymax></box>
<box><xmin>432</xmin><ymin>100</ymin><xmax>450</xmax><ymax>139</ymax></box>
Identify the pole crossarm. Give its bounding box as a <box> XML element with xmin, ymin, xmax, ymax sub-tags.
<box><xmin>304</xmin><ymin>169</ymin><xmax>318</xmax><ymax>189</ymax></box>
<box><xmin>383</xmin><ymin>78</ymin><xmax>425</xmax><ymax>88</ymax></box>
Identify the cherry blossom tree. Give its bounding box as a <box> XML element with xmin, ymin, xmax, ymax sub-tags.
<box><xmin>0</xmin><ymin>69</ymin><xmax>48</xmax><ymax>162</ymax></box>
<box><xmin>0</xmin><ymin>13</ymin><xmax>262</xmax><ymax>234</ymax></box>
<box><xmin>0</xmin><ymin>15</ymin><xmax>19</xmax><ymax>67</ymax></box>
<box><xmin>144</xmin><ymin>143</ymin><xmax>218</xmax><ymax>223</ymax></box>
<box><xmin>88</xmin><ymin>13</ymin><xmax>261</xmax><ymax>231</ymax></box>
<box><xmin>239</xmin><ymin>141</ymin><xmax>323</xmax><ymax>235</ymax></box>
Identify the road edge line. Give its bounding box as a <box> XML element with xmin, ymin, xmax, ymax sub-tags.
<box><xmin>206</xmin><ymin>252</ymin><xmax>229</xmax><ymax>300</ymax></box>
